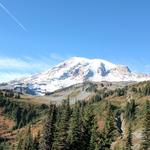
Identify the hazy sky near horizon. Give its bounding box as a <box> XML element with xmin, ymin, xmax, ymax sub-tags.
<box><xmin>0</xmin><ymin>0</ymin><xmax>150</xmax><ymax>81</ymax></box>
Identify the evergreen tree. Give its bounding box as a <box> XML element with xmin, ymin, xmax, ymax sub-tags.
<box><xmin>143</xmin><ymin>83</ymin><xmax>150</xmax><ymax>96</ymax></box>
<box><xmin>21</xmin><ymin>126</ymin><xmax>34</xmax><ymax>150</ymax></box>
<box><xmin>89</xmin><ymin>119</ymin><xmax>100</xmax><ymax>150</ymax></box>
<box><xmin>51</xmin><ymin>105</ymin><xmax>62</xmax><ymax>150</ymax></box>
<box><xmin>82</xmin><ymin>105</ymin><xmax>95</xmax><ymax>150</ymax></box>
<box><xmin>125</xmin><ymin>99</ymin><xmax>137</xmax><ymax>121</ymax></box>
<box><xmin>125</xmin><ymin>124</ymin><xmax>132</xmax><ymax>150</ymax></box>
<box><xmin>52</xmin><ymin>99</ymin><xmax>70</xmax><ymax>150</ymax></box>
<box><xmin>67</xmin><ymin>104</ymin><xmax>82</xmax><ymax>150</ymax></box>
<box><xmin>72</xmin><ymin>101</ymin><xmax>88</xmax><ymax>150</ymax></box>
<box><xmin>99</xmin><ymin>102</ymin><xmax>117</xmax><ymax>150</ymax></box>
<box><xmin>16</xmin><ymin>127</ymin><xmax>33</xmax><ymax>150</ymax></box>
<box><xmin>14</xmin><ymin>106</ymin><xmax>22</xmax><ymax>128</ymax></box>
<box><xmin>40</xmin><ymin>104</ymin><xmax>57</xmax><ymax>150</ymax></box>
<box><xmin>141</xmin><ymin>100</ymin><xmax>150</xmax><ymax>150</ymax></box>
<box><xmin>33</xmin><ymin>131</ymin><xmax>41</xmax><ymax>150</ymax></box>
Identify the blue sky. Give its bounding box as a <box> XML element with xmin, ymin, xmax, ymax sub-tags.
<box><xmin>0</xmin><ymin>0</ymin><xmax>150</xmax><ymax>81</ymax></box>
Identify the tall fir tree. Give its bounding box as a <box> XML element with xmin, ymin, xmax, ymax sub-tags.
<box><xmin>89</xmin><ymin>118</ymin><xmax>100</xmax><ymax>150</ymax></box>
<box><xmin>51</xmin><ymin>105</ymin><xmax>62</xmax><ymax>150</ymax></box>
<box><xmin>141</xmin><ymin>100</ymin><xmax>150</xmax><ymax>150</ymax></box>
<box><xmin>40</xmin><ymin>104</ymin><xmax>57</xmax><ymax>150</ymax></box>
<box><xmin>125</xmin><ymin>124</ymin><xmax>132</xmax><ymax>150</ymax></box>
<box><xmin>99</xmin><ymin>102</ymin><xmax>117</xmax><ymax>150</ymax></box>
<box><xmin>17</xmin><ymin>126</ymin><xmax>34</xmax><ymax>150</ymax></box>
<box><xmin>82</xmin><ymin>105</ymin><xmax>95</xmax><ymax>150</ymax></box>
<box><xmin>23</xmin><ymin>126</ymin><xmax>34</xmax><ymax>150</ymax></box>
<box><xmin>125</xmin><ymin>99</ymin><xmax>136</xmax><ymax>121</ymax></box>
<box><xmin>16</xmin><ymin>130</ymin><xmax>25</xmax><ymax>150</ymax></box>
<box><xmin>52</xmin><ymin>99</ymin><xmax>71</xmax><ymax>150</ymax></box>
<box><xmin>67</xmin><ymin>103</ymin><xmax>82</xmax><ymax>150</ymax></box>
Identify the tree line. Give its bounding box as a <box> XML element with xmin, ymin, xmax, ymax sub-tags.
<box><xmin>0</xmin><ymin>97</ymin><xmax>48</xmax><ymax>129</ymax></box>
<box><xmin>17</xmin><ymin>99</ymin><xmax>118</xmax><ymax>150</ymax></box>
<box><xmin>16</xmin><ymin>98</ymin><xmax>150</xmax><ymax>150</ymax></box>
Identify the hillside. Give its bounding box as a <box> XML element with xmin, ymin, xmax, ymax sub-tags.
<box><xmin>0</xmin><ymin>81</ymin><xmax>150</xmax><ymax>149</ymax></box>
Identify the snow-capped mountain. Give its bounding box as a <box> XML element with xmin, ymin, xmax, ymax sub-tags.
<box><xmin>6</xmin><ymin>57</ymin><xmax>150</xmax><ymax>95</ymax></box>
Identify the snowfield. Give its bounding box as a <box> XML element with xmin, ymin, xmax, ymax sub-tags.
<box><xmin>5</xmin><ymin>57</ymin><xmax>150</xmax><ymax>95</ymax></box>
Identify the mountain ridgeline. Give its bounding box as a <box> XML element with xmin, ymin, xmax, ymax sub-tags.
<box><xmin>1</xmin><ymin>57</ymin><xmax>150</xmax><ymax>95</ymax></box>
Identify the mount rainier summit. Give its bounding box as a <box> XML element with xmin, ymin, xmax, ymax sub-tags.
<box><xmin>3</xmin><ymin>57</ymin><xmax>150</xmax><ymax>95</ymax></box>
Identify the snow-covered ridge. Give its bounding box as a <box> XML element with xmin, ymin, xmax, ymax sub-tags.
<box><xmin>6</xmin><ymin>57</ymin><xmax>150</xmax><ymax>95</ymax></box>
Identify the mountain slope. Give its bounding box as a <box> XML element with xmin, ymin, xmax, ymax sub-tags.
<box><xmin>3</xmin><ymin>57</ymin><xmax>150</xmax><ymax>95</ymax></box>
<box><xmin>1</xmin><ymin>81</ymin><xmax>150</xmax><ymax>149</ymax></box>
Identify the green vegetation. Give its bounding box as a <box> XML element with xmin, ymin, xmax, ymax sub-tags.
<box><xmin>40</xmin><ymin>104</ymin><xmax>57</xmax><ymax>150</ymax></box>
<box><xmin>125</xmin><ymin>124</ymin><xmax>133</xmax><ymax>150</ymax></box>
<box><xmin>0</xmin><ymin>96</ymin><xmax>48</xmax><ymax>129</ymax></box>
<box><xmin>141</xmin><ymin>100</ymin><xmax>150</xmax><ymax>150</ymax></box>
<box><xmin>125</xmin><ymin>99</ymin><xmax>137</xmax><ymax>121</ymax></box>
<box><xmin>23</xmin><ymin>99</ymin><xmax>118</xmax><ymax>150</ymax></box>
<box><xmin>1</xmin><ymin>81</ymin><xmax>150</xmax><ymax>149</ymax></box>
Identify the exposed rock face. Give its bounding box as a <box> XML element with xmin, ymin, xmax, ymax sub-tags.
<box><xmin>1</xmin><ymin>57</ymin><xmax>150</xmax><ymax>95</ymax></box>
